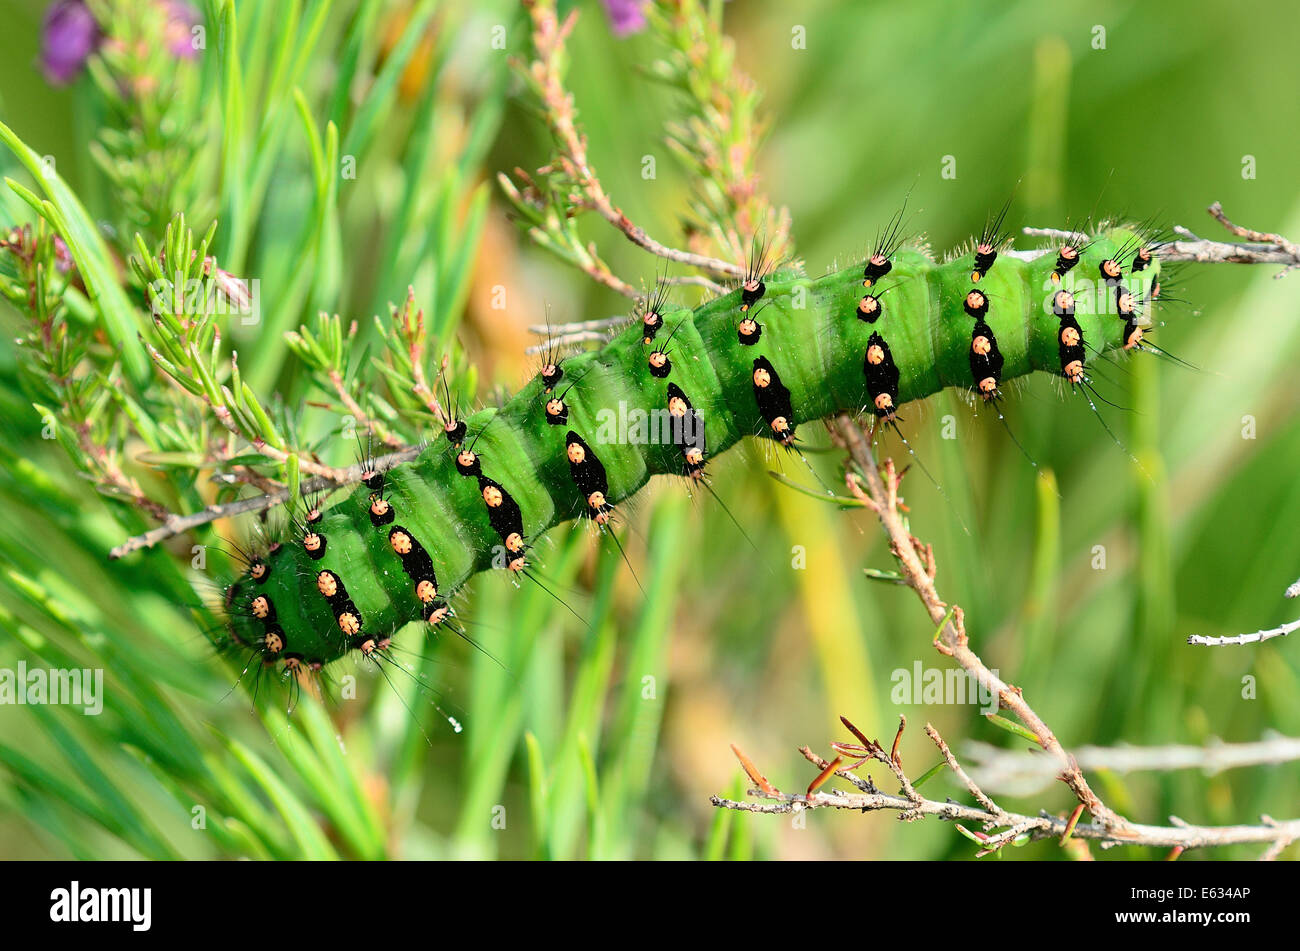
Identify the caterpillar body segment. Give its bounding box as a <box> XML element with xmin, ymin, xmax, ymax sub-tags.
<box><xmin>226</xmin><ymin>228</ymin><xmax>1158</xmax><ymax>667</ymax></box>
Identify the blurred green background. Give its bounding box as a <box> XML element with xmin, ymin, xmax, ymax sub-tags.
<box><xmin>0</xmin><ymin>0</ymin><xmax>1297</xmax><ymax>860</ymax></box>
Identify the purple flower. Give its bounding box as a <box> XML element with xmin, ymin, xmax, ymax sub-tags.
<box><xmin>53</xmin><ymin>235</ymin><xmax>74</xmax><ymax>274</ymax></box>
<box><xmin>603</xmin><ymin>0</ymin><xmax>647</xmax><ymax>37</ymax></box>
<box><xmin>40</xmin><ymin>0</ymin><xmax>201</xmax><ymax>86</ymax></box>
<box><xmin>40</xmin><ymin>0</ymin><xmax>101</xmax><ymax>85</ymax></box>
<box><xmin>161</xmin><ymin>1</ymin><xmax>200</xmax><ymax>60</ymax></box>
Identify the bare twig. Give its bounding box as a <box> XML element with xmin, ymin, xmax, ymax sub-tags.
<box><xmin>327</xmin><ymin>368</ymin><xmax>402</xmax><ymax>448</ymax></box>
<box><xmin>523</xmin><ymin>330</ymin><xmax>614</xmax><ymax>355</ymax></box>
<box><xmin>518</xmin><ymin>2</ymin><xmax>744</xmax><ymax>279</ymax></box>
<box><xmin>829</xmin><ymin>414</ymin><xmax>1131</xmax><ymax>833</ymax></box>
<box><xmin>717</xmin><ymin>417</ymin><xmax>1299</xmax><ymax>854</ymax></box>
<box><xmin>1206</xmin><ymin>201</ymin><xmax>1300</xmax><ymax>258</ymax></box>
<box><xmin>716</xmin><ymin>728</ymin><xmax>1300</xmax><ymax>854</ymax></box>
<box><xmin>1261</xmin><ymin>826</ymin><xmax>1298</xmax><ymax>861</ymax></box>
<box><xmin>924</xmin><ymin>723</ymin><xmax>1007</xmax><ymax>819</ymax></box>
<box><xmin>1185</xmin><ymin>558</ymin><xmax>1300</xmax><ymax>647</ymax></box>
<box><xmin>1025</xmin><ymin>203</ymin><xmax>1300</xmax><ymax>273</ymax></box>
<box><xmin>1019</xmin><ymin>227</ymin><xmax>1090</xmax><ymax>245</ymax></box>
<box><xmin>108</xmin><ymin>445</ymin><xmax>423</xmax><ymax>559</ymax></box>
<box><xmin>527</xmin><ymin>315</ymin><xmax>627</xmax><ymax>337</ymax></box>
<box><xmin>1186</xmin><ymin>619</ymin><xmax>1299</xmax><ymax>647</ymax></box>
<box><xmin>966</xmin><ymin>733</ymin><xmax>1300</xmax><ymax>794</ymax></box>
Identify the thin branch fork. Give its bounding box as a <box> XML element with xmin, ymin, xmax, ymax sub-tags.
<box><xmin>966</xmin><ymin>733</ymin><xmax>1300</xmax><ymax>794</ymax></box>
<box><xmin>108</xmin><ymin>445</ymin><xmax>423</xmax><ymax>559</ymax></box>
<box><xmin>1186</xmin><ymin>618</ymin><xmax>1299</xmax><ymax>647</ymax></box>
<box><xmin>1025</xmin><ymin>202</ymin><xmax>1300</xmax><ymax>273</ymax></box>
<box><xmin>717</xmin><ymin>419</ymin><xmax>1299</xmax><ymax>855</ymax></box>
<box><xmin>715</xmin><ymin>725</ymin><xmax>1300</xmax><ymax>853</ymax></box>
<box><xmin>1187</xmin><ymin>577</ymin><xmax>1300</xmax><ymax>646</ymax></box>
<box><xmin>520</xmin><ymin>1</ymin><xmax>745</xmax><ymax>280</ymax></box>
<box><xmin>829</xmin><ymin>414</ymin><xmax>1130</xmax><ymax>833</ymax></box>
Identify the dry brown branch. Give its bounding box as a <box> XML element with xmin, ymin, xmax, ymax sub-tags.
<box><xmin>518</xmin><ymin>1</ymin><xmax>744</xmax><ymax>279</ymax></box>
<box><xmin>715</xmin><ymin>416</ymin><xmax>1300</xmax><ymax>855</ymax></box>
<box><xmin>524</xmin><ymin>330</ymin><xmax>612</xmax><ymax>355</ymax></box>
<box><xmin>714</xmin><ymin>722</ymin><xmax>1300</xmax><ymax>855</ymax></box>
<box><xmin>829</xmin><ymin>414</ymin><xmax>1130</xmax><ymax>833</ymax></box>
<box><xmin>1025</xmin><ymin>203</ymin><xmax>1300</xmax><ymax>273</ymax></box>
<box><xmin>74</xmin><ymin>420</ymin><xmax>174</xmax><ymax>522</ymax></box>
<box><xmin>326</xmin><ymin>368</ymin><xmax>402</xmax><ymax>449</ymax></box>
<box><xmin>1206</xmin><ymin>201</ymin><xmax>1300</xmax><ymax>259</ymax></box>
<box><xmin>107</xmin><ymin>444</ymin><xmax>423</xmax><ymax>559</ymax></box>
<box><xmin>925</xmin><ymin>723</ymin><xmax>1007</xmax><ymax>819</ymax></box>
<box><xmin>965</xmin><ymin>733</ymin><xmax>1300</xmax><ymax>794</ymax></box>
<box><xmin>1186</xmin><ymin>619</ymin><xmax>1299</xmax><ymax>647</ymax></box>
<box><xmin>1185</xmin><ymin>554</ymin><xmax>1300</xmax><ymax>647</ymax></box>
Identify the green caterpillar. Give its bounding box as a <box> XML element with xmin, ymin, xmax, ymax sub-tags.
<box><xmin>223</xmin><ymin>226</ymin><xmax>1160</xmax><ymax>675</ymax></box>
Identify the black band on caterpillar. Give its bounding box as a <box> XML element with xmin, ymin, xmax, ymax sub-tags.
<box><xmin>315</xmin><ymin>569</ymin><xmax>364</xmax><ymax>644</ymax></box>
<box><xmin>864</xmin><ymin>331</ymin><xmax>901</xmax><ymax>419</ymax></box>
<box><xmin>477</xmin><ymin>475</ymin><xmax>527</xmax><ymax>569</ymax></box>
<box><xmin>388</xmin><ymin>525</ymin><xmax>440</xmax><ymax>605</ymax></box>
<box><xmin>857</xmin><ymin>294</ymin><xmax>882</xmax><ymax>324</ymax></box>
<box><xmin>1058</xmin><ymin>312</ymin><xmax>1087</xmax><ymax>383</ymax></box>
<box><xmin>751</xmin><ymin>355</ymin><xmax>796</xmax><ymax>446</ymax></box>
<box><xmin>545</xmin><ymin>396</ymin><xmax>569</xmax><ymax>425</ymax></box>
<box><xmin>565</xmin><ymin>430</ymin><xmax>612</xmax><ymax>523</ymax></box>
<box><xmin>970</xmin><ymin>318</ymin><xmax>1005</xmax><ymax>400</ymax></box>
<box><xmin>666</xmin><ymin>381</ymin><xmax>707</xmax><ymax>479</ymax></box>
<box><xmin>1052</xmin><ymin>242</ymin><xmax>1080</xmax><ymax>283</ymax></box>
